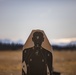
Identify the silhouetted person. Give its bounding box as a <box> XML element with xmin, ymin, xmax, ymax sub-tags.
<box><xmin>22</xmin><ymin>31</ymin><xmax>53</xmax><ymax>75</ymax></box>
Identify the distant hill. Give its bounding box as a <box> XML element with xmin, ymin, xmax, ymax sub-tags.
<box><xmin>0</xmin><ymin>39</ymin><xmax>24</xmax><ymax>44</ymax></box>
<box><xmin>52</xmin><ymin>41</ymin><xmax>76</xmax><ymax>46</ymax></box>
<box><xmin>0</xmin><ymin>39</ymin><xmax>76</xmax><ymax>50</ymax></box>
<box><xmin>52</xmin><ymin>41</ymin><xmax>76</xmax><ymax>50</ymax></box>
<box><xmin>0</xmin><ymin>39</ymin><xmax>23</xmax><ymax>50</ymax></box>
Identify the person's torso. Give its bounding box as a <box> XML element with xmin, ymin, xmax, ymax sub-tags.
<box><xmin>26</xmin><ymin>48</ymin><xmax>47</xmax><ymax>75</ymax></box>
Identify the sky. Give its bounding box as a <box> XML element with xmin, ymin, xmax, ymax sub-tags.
<box><xmin>0</xmin><ymin>0</ymin><xmax>76</xmax><ymax>43</ymax></box>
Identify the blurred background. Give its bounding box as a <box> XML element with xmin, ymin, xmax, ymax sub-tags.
<box><xmin>0</xmin><ymin>0</ymin><xmax>76</xmax><ymax>75</ymax></box>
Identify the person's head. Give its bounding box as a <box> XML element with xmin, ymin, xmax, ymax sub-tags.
<box><xmin>32</xmin><ymin>31</ymin><xmax>44</xmax><ymax>47</ymax></box>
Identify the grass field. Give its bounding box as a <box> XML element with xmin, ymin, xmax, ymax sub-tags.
<box><xmin>0</xmin><ymin>50</ymin><xmax>76</xmax><ymax>75</ymax></box>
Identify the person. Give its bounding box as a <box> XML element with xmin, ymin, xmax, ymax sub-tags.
<box><xmin>22</xmin><ymin>31</ymin><xmax>53</xmax><ymax>75</ymax></box>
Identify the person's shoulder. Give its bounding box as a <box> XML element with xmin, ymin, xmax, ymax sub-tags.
<box><xmin>42</xmin><ymin>47</ymin><xmax>52</xmax><ymax>58</ymax></box>
<box><xmin>42</xmin><ymin>47</ymin><xmax>52</xmax><ymax>54</ymax></box>
<box><xmin>23</xmin><ymin>47</ymin><xmax>33</xmax><ymax>52</ymax></box>
<box><xmin>24</xmin><ymin>47</ymin><xmax>33</xmax><ymax>50</ymax></box>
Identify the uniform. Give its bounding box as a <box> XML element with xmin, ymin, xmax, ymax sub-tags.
<box><xmin>22</xmin><ymin>47</ymin><xmax>53</xmax><ymax>75</ymax></box>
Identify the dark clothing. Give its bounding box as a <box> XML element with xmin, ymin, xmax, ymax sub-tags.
<box><xmin>22</xmin><ymin>47</ymin><xmax>53</xmax><ymax>75</ymax></box>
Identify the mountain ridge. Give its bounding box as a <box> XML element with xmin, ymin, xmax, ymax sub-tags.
<box><xmin>0</xmin><ymin>39</ymin><xmax>24</xmax><ymax>44</ymax></box>
<box><xmin>0</xmin><ymin>39</ymin><xmax>76</xmax><ymax>46</ymax></box>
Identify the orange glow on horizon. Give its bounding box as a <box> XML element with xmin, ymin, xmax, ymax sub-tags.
<box><xmin>51</xmin><ymin>38</ymin><xmax>76</xmax><ymax>43</ymax></box>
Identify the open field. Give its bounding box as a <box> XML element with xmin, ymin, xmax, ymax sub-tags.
<box><xmin>0</xmin><ymin>50</ymin><xmax>76</xmax><ymax>75</ymax></box>
<box><xmin>53</xmin><ymin>50</ymin><xmax>76</xmax><ymax>75</ymax></box>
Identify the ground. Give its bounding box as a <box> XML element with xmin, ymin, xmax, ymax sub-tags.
<box><xmin>0</xmin><ymin>50</ymin><xmax>76</xmax><ymax>75</ymax></box>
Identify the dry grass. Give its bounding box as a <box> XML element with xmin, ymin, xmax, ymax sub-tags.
<box><xmin>0</xmin><ymin>50</ymin><xmax>76</xmax><ymax>75</ymax></box>
<box><xmin>0</xmin><ymin>50</ymin><xmax>22</xmax><ymax>75</ymax></box>
<box><xmin>53</xmin><ymin>50</ymin><xmax>76</xmax><ymax>75</ymax></box>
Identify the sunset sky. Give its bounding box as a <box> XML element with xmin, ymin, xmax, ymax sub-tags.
<box><xmin>0</xmin><ymin>0</ymin><xmax>76</xmax><ymax>43</ymax></box>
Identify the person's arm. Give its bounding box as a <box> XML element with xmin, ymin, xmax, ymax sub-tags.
<box><xmin>47</xmin><ymin>52</ymin><xmax>53</xmax><ymax>75</ymax></box>
<box><xmin>22</xmin><ymin>49</ymin><xmax>28</xmax><ymax>75</ymax></box>
<box><xmin>22</xmin><ymin>68</ymin><xmax>27</xmax><ymax>75</ymax></box>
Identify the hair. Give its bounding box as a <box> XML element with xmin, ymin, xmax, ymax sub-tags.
<box><xmin>33</xmin><ymin>32</ymin><xmax>44</xmax><ymax>37</ymax></box>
